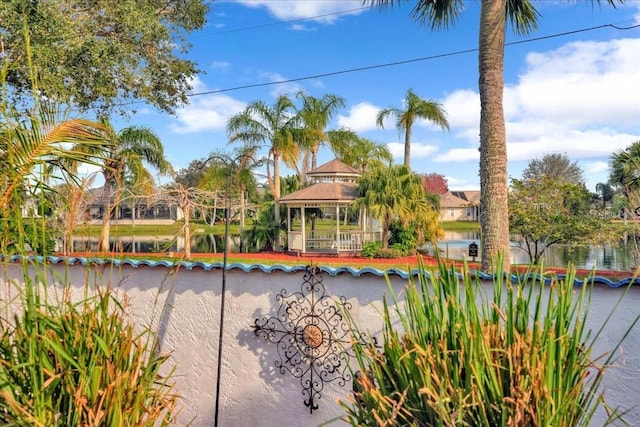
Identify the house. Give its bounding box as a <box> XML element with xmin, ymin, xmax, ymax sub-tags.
<box><xmin>82</xmin><ymin>186</ymin><xmax>183</xmax><ymax>225</ymax></box>
<box><xmin>439</xmin><ymin>190</ymin><xmax>480</xmax><ymax>222</ymax></box>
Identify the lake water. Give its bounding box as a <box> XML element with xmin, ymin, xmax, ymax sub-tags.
<box><xmin>427</xmin><ymin>231</ymin><xmax>638</xmax><ymax>272</ymax></box>
<box><xmin>69</xmin><ymin>231</ymin><xmax>638</xmax><ymax>272</ymax></box>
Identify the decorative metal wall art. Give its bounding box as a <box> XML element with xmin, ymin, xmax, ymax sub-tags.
<box><xmin>252</xmin><ymin>265</ymin><xmax>357</xmax><ymax>413</ymax></box>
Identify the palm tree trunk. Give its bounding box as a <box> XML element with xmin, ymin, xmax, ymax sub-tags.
<box><xmin>273</xmin><ymin>153</ymin><xmax>281</xmax><ymax>250</ymax></box>
<box><xmin>184</xmin><ymin>203</ymin><xmax>191</xmax><ymax>260</ymax></box>
<box><xmin>478</xmin><ymin>0</ymin><xmax>511</xmax><ymax>273</ymax></box>
<box><xmin>404</xmin><ymin>124</ymin><xmax>412</xmax><ymax>169</ymax></box>
<box><xmin>99</xmin><ymin>175</ymin><xmax>112</xmax><ymax>252</ymax></box>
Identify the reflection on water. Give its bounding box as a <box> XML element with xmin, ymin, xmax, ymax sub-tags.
<box><xmin>70</xmin><ymin>231</ymin><xmax>636</xmax><ymax>271</ymax></box>
<box><xmin>70</xmin><ymin>234</ymin><xmax>241</xmax><ymax>254</ymax></box>
<box><xmin>426</xmin><ymin>231</ymin><xmax>636</xmax><ymax>272</ymax></box>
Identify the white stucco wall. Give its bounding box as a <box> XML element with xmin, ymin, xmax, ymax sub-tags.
<box><xmin>1</xmin><ymin>259</ymin><xmax>639</xmax><ymax>426</ymax></box>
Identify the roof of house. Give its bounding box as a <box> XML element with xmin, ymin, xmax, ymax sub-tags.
<box><xmin>440</xmin><ymin>190</ymin><xmax>481</xmax><ymax>208</ymax></box>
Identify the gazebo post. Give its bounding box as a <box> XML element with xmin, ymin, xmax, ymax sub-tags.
<box><xmin>335</xmin><ymin>205</ymin><xmax>340</xmax><ymax>252</ymax></box>
<box><xmin>301</xmin><ymin>207</ymin><xmax>306</xmax><ymax>254</ymax></box>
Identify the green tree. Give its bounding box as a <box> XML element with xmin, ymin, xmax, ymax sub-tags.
<box><xmin>227</xmin><ymin>95</ymin><xmax>300</xmax><ymax>248</ymax></box>
<box><xmin>77</xmin><ymin>120</ymin><xmax>173</xmax><ymax>252</ymax></box>
<box><xmin>295</xmin><ymin>92</ymin><xmax>356</xmax><ymax>178</ymax></box>
<box><xmin>365</xmin><ymin>0</ymin><xmax>621</xmax><ymax>273</ymax></box>
<box><xmin>609</xmin><ymin>140</ymin><xmax>640</xmax><ymax>205</ymax></box>
<box><xmin>595</xmin><ymin>181</ymin><xmax>615</xmax><ymax>210</ymax></box>
<box><xmin>334</xmin><ymin>136</ymin><xmax>392</xmax><ymax>173</ymax></box>
<box><xmin>509</xmin><ymin>176</ymin><xmax>604</xmax><ymax>264</ymax></box>
<box><xmin>0</xmin><ymin>0</ymin><xmax>208</xmax><ymax>114</ymax></box>
<box><xmin>355</xmin><ymin>163</ymin><xmax>440</xmax><ymax>249</ymax></box>
<box><xmin>522</xmin><ymin>152</ymin><xmax>584</xmax><ymax>185</ymax></box>
<box><xmin>376</xmin><ymin>88</ymin><xmax>449</xmax><ymax>169</ymax></box>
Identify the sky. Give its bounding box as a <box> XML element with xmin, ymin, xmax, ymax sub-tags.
<box><xmin>111</xmin><ymin>0</ymin><xmax>640</xmax><ymax>193</ymax></box>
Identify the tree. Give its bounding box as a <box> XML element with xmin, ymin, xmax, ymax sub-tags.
<box><xmin>0</xmin><ymin>0</ymin><xmax>208</xmax><ymax>114</ymax></box>
<box><xmin>609</xmin><ymin>140</ymin><xmax>640</xmax><ymax>205</ymax></box>
<box><xmin>78</xmin><ymin>119</ymin><xmax>173</xmax><ymax>252</ymax></box>
<box><xmin>355</xmin><ymin>163</ymin><xmax>440</xmax><ymax>249</ymax></box>
<box><xmin>334</xmin><ymin>136</ymin><xmax>393</xmax><ymax>173</ymax></box>
<box><xmin>422</xmin><ymin>173</ymin><xmax>449</xmax><ymax>195</ymax></box>
<box><xmin>295</xmin><ymin>92</ymin><xmax>356</xmax><ymax>179</ymax></box>
<box><xmin>595</xmin><ymin>182</ymin><xmax>615</xmax><ymax>209</ymax></box>
<box><xmin>509</xmin><ymin>176</ymin><xmax>604</xmax><ymax>264</ymax></box>
<box><xmin>522</xmin><ymin>153</ymin><xmax>584</xmax><ymax>184</ymax></box>
<box><xmin>376</xmin><ymin>88</ymin><xmax>449</xmax><ymax>169</ymax></box>
<box><xmin>227</xmin><ymin>95</ymin><xmax>300</xmax><ymax>249</ymax></box>
<box><xmin>365</xmin><ymin>0</ymin><xmax>621</xmax><ymax>273</ymax></box>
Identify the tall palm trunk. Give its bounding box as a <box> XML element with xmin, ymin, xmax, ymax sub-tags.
<box><xmin>478</xmin><ymin>0</ymin><xmax>511</xmax><ymax>273</ymax></box>
<box><xmin>99</xmin><ymin>170</ymin><xmax>115</xmax><ymax>252</ymax></box>
<box><xmin>273</xmin><ymin>153</ymin><xmax>281</xmax><ymax>250</ymax></box>
<box><xmin>404</xmin><ymin>121</ymin><xmax>412</xmax><ymax>168</ymax></box>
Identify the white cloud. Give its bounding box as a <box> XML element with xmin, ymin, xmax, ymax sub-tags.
<box><xmin>337</xmin><ymin>102</ymin><xmax>380</xmax><ymax>132</ymax></box>
<box><xmin>441</xmin><ymin>37</ymin><xmax>640</xmax><ymax>179</ymax></box>
<box><xmin>170</xmin><ymin>93</ymin><xmax>246</xmax><ymax>134</ymax></box>
<box><xmin>386</xmin><ymin>142</ymin><xmax>438</xmax><ymax>160</ymax></box>
<box><xmin>435</xmin><ymin>147</ymin><xmax>479</xmax><ymax>163</ymax></box>
<box><xmin>515</xmin><ymin>38</ymin><xmax>640</xmax><ymax>127</ymax></box>
<box><xmin>234</xmin><ymin>0</ymin><xmax>364</xmax><ymax>24</ymax></box>
<box><xmin>442</xmin><ymin>89</ymin><xmax>479</xmax><ymax>129</ymax></box>
<box><xmin>259</xmin><ymin>72</ymin><xmax>304</xmax><ymax>97</ymax></box>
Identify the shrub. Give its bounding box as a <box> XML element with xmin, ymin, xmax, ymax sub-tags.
<box><xmin>343</xmin><ymin>257</ymin><xmax>638</xmax><ymax>426</ymax></box>
<box><xmin>0</xmin><ymin>266</ymin><xmax>180</xmax><ymax>426</ymax></box>
<box><xmin>373</xmin><ymin>247</ymin><xmax>403</xmax><ymax>259</ymax></box>
<box><xmin>360</xmin><ymin>242</ymin><xmax>382</xmax><ymax>258</ymax></box>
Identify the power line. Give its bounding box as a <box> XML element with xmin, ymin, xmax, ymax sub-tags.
<box><xmin>199</xmin><ymin>6</ymin><xmax>369</xmax><ymax>37</ymax></box>
<box><xmin>186</xmin><ymin>22</ymin><xmax>639</xmax><ymax>98</ymax></box>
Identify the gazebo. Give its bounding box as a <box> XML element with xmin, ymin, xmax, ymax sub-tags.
<box><xmin>280</xmin><ymin>159</ymin><xmax>381</xmax><ymax>256</ymax></box>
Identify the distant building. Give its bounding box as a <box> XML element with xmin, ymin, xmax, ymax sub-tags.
<box><xmin>439</xmin><ymin>190</ymin><xmax>480</xmax><ymax>222</ymax></box>
<box><xmin>82</xmin><ymin>186</ymin><xmax>183</xmax><ymax>225</ymax></box>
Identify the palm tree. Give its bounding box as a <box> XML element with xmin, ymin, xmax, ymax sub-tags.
<box><xmin>227</xmin><ymin>95</ymin><xmax>300</xmax><ymax>249</ymax></box>
<box><xmin>334</xmin><ymin>136</ymin><xmax>393</xmax><ymax>173</ymax></box>
<box><xmin>0</xmin><ymin>105</ymin><xmax>108</xmax><ymax>254</ymax></box>
<box><xmin>79</xmin><ymin>119</ymin><xmax>173</xmax><ymax>252</ymax></box>
<box><xmin>355</xmin><ymin>163</ymin><xmax>434</xmax><ymax>249</ymax></box>
<box><xmin>609</xmin><ymin>140</ymin><xmax>640</xmax><ymax>202</ymax></box>
<box><xmin>295</xmin><ymin>92</ymin><xmax>356</xmax><ymax>178</ymax></box>
<box><xmin>365</xmin><ymin>0</ymin><xmax>621</xmax><ymax>272</ymax></box>
<box><xmin>595</xmin><ymin>182</ymin><xmax>614</xmax><ymax>209</ymax></box>
<box><xmin>376</xmin><ymin>88</ymin><xmax>449</xmax><ymax>169</ymax></box>
<box><xmin>0</xmin><ymin>106</ymin><xmax>108</xmax><ymax>211</ymax></box>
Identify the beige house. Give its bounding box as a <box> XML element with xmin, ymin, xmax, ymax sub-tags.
<box><xmin>439</xmin><ymin>190</ymin><xmax>480</xmax><ymax>222</ymax></box>
<box><xmin>280</xmin><ymin>159</ymin><xmax>381</xmax><ymax>256</ymax></box>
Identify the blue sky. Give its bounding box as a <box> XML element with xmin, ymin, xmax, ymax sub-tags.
<box><xmin>110</xmin><ymin>0</ymin><xmax>640</xmax><ymax>193</ymax></box>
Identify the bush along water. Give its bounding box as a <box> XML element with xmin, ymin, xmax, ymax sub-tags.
<box><xmin>342</xmin><ymin>256</ymin><xmax>639</xmax><ymax>426</ymax></box>
<box><xmin>0</xmin><ymin>261</ymin><xmax>180</xmax><ymax>426</ymax></box>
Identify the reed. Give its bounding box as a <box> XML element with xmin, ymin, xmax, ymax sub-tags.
<box><xmin>0</xmin><ymin>260</ymin><xmax>180</xmax><ymax>426</ymax></box>
<box><xmin>343</xmin><ymin>256</ymin><xmax>638</xmax><ymax>426</ymax></box>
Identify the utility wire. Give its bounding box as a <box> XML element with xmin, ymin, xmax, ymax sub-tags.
<box><xmin>186</xmin><ymin>22</ymin><xmax>639</xmax><ymax>98</ymax></box>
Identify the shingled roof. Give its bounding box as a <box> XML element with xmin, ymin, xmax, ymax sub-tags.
<box><xmin>307</xmin><ymin>159</ymin><xmax>360</xmax><ymax>178</ymax></box>
<box><xmin>280</xmin><ymin>182</ymin><xmax>359</xmax><ymax>204</ymax></box>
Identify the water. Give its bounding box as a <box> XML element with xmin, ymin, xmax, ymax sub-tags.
<box><xmin>427</xmin><ymin>231</ymin><xmax>637</xmax><ymax>272</ymax></box>
<box><xmin>69</xmin><ymin>231</ymin><xmax>637</xmax><ymax>271</ymax></box>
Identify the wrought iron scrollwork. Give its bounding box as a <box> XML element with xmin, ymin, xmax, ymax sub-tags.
<box><xmin>252</xmin><ymin>265</ymin><xmax>358</xmax><ymax>413</ymax></box>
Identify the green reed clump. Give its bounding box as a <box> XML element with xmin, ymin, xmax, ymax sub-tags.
<box><xmin>343</xmin><ymin>257</ymin><xmax>637</xmax><ymax>426</ymax></box>
<box><xmin>0</xmin><ymin>264</ymin><xmax>179</xmax><ymax>426</ymax></box>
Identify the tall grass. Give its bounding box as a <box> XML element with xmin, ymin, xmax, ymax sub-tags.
<box><xmin>0</xmin><ymin>260</ymin><xmax>181</xmax><ymax>426</ymax></box>
<box><xmin>343</xmin><ymin>257</ymin><xmax>638</xmax><ymax>426</ymax></box>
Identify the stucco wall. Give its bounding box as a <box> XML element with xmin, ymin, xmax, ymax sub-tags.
<box><xmin>1</xmin><ymin>259</ymin><xmax>639</xmax><ymax>426</ymax></box>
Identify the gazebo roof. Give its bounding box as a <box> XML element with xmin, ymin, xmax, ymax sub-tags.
<box><xmin>280</xmin><ymin>182</ymin><xmax>359</xmax><ymax>205</ymax></box>
<box><xmin>307</xmin><ymin>159</ymin><xmax>361</xmax><ymax>179</ymax></box>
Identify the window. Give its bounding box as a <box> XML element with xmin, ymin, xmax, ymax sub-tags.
<box><xmin>449</xmin><ymin>208</ymin><xmax>455</xmax><ymax>217</ymax></box>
